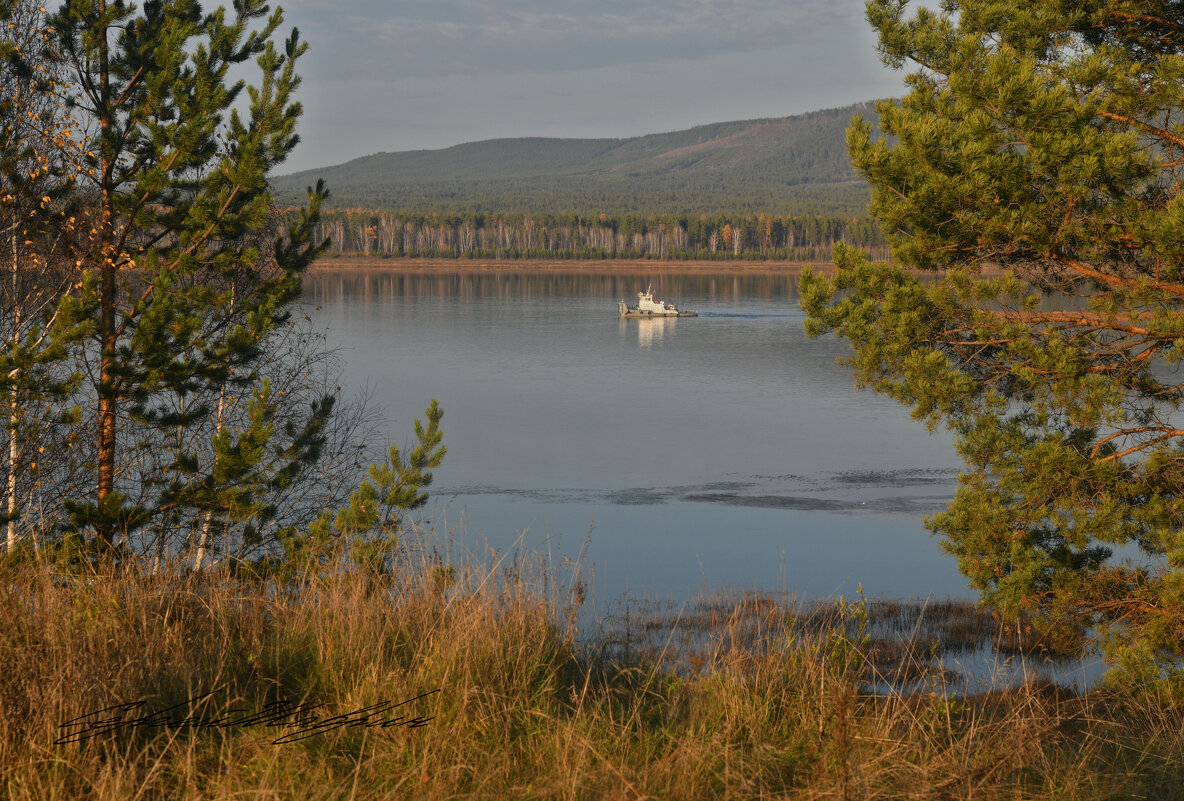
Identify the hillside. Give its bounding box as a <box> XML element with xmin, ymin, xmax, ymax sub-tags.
<box><xmin>270</xmin><ymin>102</ymin><xmax>879</xmax><ymax>216</ymax></box>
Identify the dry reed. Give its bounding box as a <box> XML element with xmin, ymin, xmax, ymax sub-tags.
<box><xmin>1</xmin><ymin>535</ymin><xmax>1181</xmax><ymax>800</ymax></box>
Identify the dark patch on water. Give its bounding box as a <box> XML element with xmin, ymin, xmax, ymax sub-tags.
<box><xmin>443</xmin><ymin>468</ymin><xmax>961</xmax><ymax>515</ymax></box>
<box><xmin>603</xmin><ymin>487</ymin><xmax>678</xmax><ymax>506</ymax></box>
<box><xmin>695</xmin><ymin>480</ymin><xmax>756</xmax><ymax>491</ymax></box>
<box><xmin>697</xmin><ymin>311</ymin><xmax>797</xmax><ymax>319</ymax></box>
<box><xmin>684</xmin><ymin>493</ymin><xmax>848</xmax><ymax>511</ymax></box>
<box><xmin>830</xmin><ymin>468</ymin><xmax>958</xmax><ymax>487</ymax></box>
<box><xmin>864</xmin><ymin>495</ymin><xmax>958</xmax><ymax>514</ymax></box>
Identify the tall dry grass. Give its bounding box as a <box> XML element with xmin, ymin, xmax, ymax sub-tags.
<box><xmin>1</xmin><ymin>537</ymin><xmax>1182</xmax><ymax>800</ymax></box>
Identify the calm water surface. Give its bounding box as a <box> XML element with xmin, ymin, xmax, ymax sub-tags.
<box><xmin>300</xmin><ymin>270</ymin><xmax>973</xmax><ymax>607</ymax></box>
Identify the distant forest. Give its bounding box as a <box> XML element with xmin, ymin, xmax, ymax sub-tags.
<box><xmin>295</xmin><ymin>209</ymin><xmax>889</xmax><ymax>262</ymax></box>
<box><xmin>273</xmin><ymin>103</ymin><xmax>890</xmax><ymax>261</ymax></box>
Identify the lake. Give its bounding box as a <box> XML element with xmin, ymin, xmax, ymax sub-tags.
<box><xmin>299</xmin><ymin>268</ymin><xmax>976</xmax><ymax>611</ymax></box>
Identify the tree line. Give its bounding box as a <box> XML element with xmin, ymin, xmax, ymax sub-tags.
<box><xmin>295</xmin><ymin>210</ymin><xmax>889</xmax><ymax>261</ymax></box>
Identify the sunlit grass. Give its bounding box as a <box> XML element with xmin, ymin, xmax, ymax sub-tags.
<box><xmin>1</xmin><ymin>531</ymin><xmax>1182</xmax><ymax>800</ymax></box>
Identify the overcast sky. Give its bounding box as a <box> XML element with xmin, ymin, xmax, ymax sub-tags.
<box><xmin>273</xmin><ymin>0</ymin><xmax>908</xmax><ymax>173</ymax></box>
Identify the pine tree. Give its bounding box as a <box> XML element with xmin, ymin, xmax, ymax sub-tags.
<box><xmin>269</xmin><ymin>399</ymin><xmax>445</xmax><ymax>581</ymax></box>
<box><xmin>45</xmin><ymin>0</ymin><xmax>330</xmax><ymax>557</ymax></box>
<box><xmin>802</xmin><ymin>1</ymin><xmax>1184</xmax><ymax>680</ymax></box>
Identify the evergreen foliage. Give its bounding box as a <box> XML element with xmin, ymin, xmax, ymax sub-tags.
<box><xmin>802</xmin><ymin>0</ymin><xmax>1184</xmax><ymax>680</ymax></box>
<box><xmin>268</xmin><ymin>400</ymin><xmax>445</xmax><ymax>580</ymax></box>
<box><xmin>41</xmin><ymin>0</ymin><xmax>336</xmax><ymax>554</ymax></box>
<box><xmin>0</xmin><ymin>1</ymin><xmax>448</xmax><ymax>574</ymax></box>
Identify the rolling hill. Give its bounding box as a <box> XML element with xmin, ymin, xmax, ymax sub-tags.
<box><xmin>270</xmin><ymin>101</ymin><xmax>879</xmax><ymax>217</ymax></box>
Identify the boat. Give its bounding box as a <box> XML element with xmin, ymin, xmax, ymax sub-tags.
<box><xmin>618</xmin><ymin>285</ymin><xmax>698</xmax><ymax>318</ymax></box>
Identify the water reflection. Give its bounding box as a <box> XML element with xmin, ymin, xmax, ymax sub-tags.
<box><xmin>299</xmin><ymin>268</ymin><xmax>969</xmax><ymax>607</ymax></box>
<box><xmin>627</xmin><ymin>317</ymin><xmax>672</xmax><ymax>348</ymax></box>
<box><xmin>304</xmin><ymin>267</ymin><xmax>802</xmax><ymax>307</ymax></box>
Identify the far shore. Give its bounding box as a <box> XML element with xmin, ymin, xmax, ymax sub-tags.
<box><xmin>308</xmin><ymin>255</ymin><xmax>843</xmax><ymax>274</ymax></box>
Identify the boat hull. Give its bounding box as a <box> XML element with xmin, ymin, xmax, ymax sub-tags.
<box><xmin>619</xmin><ymin>310</ymin><xmax>698</xmax><ymax>318</ymax></box>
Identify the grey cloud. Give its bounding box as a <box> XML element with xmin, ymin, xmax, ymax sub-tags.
<box><xmin>274</xmin><ymin>0</ymin><xmax>903</xmax><ymax>171</ymax></box>
<box><xmin>284</xmin><ymin>0</ymin><xmax>865</xmax><ymax>80</ymax></box>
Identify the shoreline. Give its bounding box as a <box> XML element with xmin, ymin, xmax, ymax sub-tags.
<box><xmin>308</xmin><ymin>255</ymin><xmax>841</xmax><ymax>274</ymax></box>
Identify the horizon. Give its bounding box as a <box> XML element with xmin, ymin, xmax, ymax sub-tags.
<box><xmin>275</xmin><ymin>98</ymin><xmax>883</xmax><ymax>177</ymax></box>
<box><xmin>274</xmin><ymin>0</ymin><xmax>907</xmax><ymax>174</ymax></box>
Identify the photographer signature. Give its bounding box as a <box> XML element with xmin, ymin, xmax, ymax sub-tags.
<box><xmin>57</xmin><ymin>688</ymin><xmax>439</xmax><ymax>745</ymax></box>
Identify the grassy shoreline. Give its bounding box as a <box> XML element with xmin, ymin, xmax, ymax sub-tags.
<box><xmin>4</xmin><ymin>537</ymin><xmax>1182</xmax><ymax>800</ymax></box>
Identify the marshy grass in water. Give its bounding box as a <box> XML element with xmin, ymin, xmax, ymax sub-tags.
<box><xmin>600</xmin><ymin>591</ymin><xmax>1092</xmax><ymax>694</ymax></box>
<box><xmin>1</xmin><ymin>533</ymin><xmax>1182</xmax><ymax>799</ymax></box>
